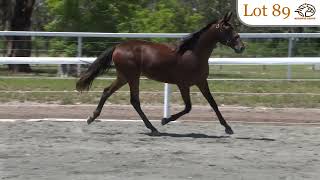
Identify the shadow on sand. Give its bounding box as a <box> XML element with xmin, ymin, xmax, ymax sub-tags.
<box><xmin>154</xmin><ymin>132</ymin><xmax>230</xmax><ymax>139</ymax></box>
<box><xmin>143</xmin><ymin>132</ymin><xmax>275</xmax><ymax>141</ymax></box>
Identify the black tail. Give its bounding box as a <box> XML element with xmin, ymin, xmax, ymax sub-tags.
<box><xmin>76</xmin><ymin>47</ymin><xmax>115</xmax><ymax>92</ymax></box>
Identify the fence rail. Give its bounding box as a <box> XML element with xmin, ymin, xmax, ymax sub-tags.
<box><xmin>1</xmin><ymin>57</ymin><xmax>320</xmax><ymax>65</ymax></box>
<box><xmin>1</xmin><ymin>31</ymin><xmax>320</xmax><ymax>38</ymax></box>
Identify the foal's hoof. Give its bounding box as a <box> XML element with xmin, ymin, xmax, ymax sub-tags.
<box><xmin>161</xmin><ymin>118</ymin><xmax>171</xmax><ymax>125</ymax></box>
<box><xmin>87</xmin><ymin>117</ymin><xmax>94</xmax><ymax>125</ymax></box>
<box><xmin>150</xmin><ymin>130</ymin><xmax>161</xmax><ymax>136</ymax></box>
<box><xmin>225</xmin><ymin>127</ymin><xmax>234</xmax><ymax>135</ymax></box>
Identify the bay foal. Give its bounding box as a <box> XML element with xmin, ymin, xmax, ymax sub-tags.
<box><xmin>76</xmin><ymin>12</ymin><xmax>245</xmax><ymax>135</ymax></box>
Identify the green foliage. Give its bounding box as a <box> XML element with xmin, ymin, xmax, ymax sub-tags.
<box><xmin>44</xmin><ymin>0</ymin><xmax>205</xmax><ymax>55</ymax></box>
<box><xmin>46</xmin><ymin>0</ymin><xmax>136</xmax><ymax>32</ymax></box>
<box><xmin>45</xmin><ymin>0</ymin><xmax>147</xmax><ymax>56</ymax></box>
<box><xmin>48</xmin><ymin>38</ymin><xmax>76</xmax><ymax>56</ymax></box>
<box><xmin>294</xmin><ymin>39</ymin><xmax>320</xmax><ymax>57</ymax></box>
<box><xmin>120</xmin><ymin>0</ymin><xmax>203</xmax><ymax>33</ymax></box>
<box><xmin>41</xmin><ymin>0</ymin><xmax>319</xmax><ymax>57</ymax></box>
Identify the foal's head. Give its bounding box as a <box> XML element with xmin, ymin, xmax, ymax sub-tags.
<box><xmin>213</xmin><ymin>12</ymin><xmax>245</xmax><ymax>54</ymax></box>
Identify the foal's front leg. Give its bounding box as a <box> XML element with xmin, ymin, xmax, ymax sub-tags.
<box><xmin>197</xmin><ymin>81</ymin><xmax>234</xmax><ymax>134</ymax></box>
<box><xmin>162</xmin><ymin>85</ymin><xmax>191</xmax><ymax>125</ymax></box>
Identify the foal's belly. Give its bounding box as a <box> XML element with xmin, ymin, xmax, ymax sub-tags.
<box><xmin>141</xmin><ymin>67</ymin><xmax>177</xmax><ymax>84</ymax></box>
<box><xmin>141</xmin><ymin>65</ymin><xmax>208</xmax><ymax>85</ymax></box>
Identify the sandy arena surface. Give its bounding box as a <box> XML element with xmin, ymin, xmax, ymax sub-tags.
<box><xmin>1</xmin><ymin>121</ymin><xmax>320</xmax><ymax>180</ymax></box>
<box><xmin>1</xmin><ymin>103</ymin><xmax>320</xmax><ymax>180</ymax></box>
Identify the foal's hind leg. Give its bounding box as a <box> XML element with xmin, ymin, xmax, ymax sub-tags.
<box><xmin>128</xmin><ymin>79</ymin><xmax>159</xmax><ymax>135</ymax></box>
<box><xmin>197</xmin><ymin>80</ymin><xmax>234</xmax><ymax>134</ymax></box>
<box><xmin>87</xmin><ymin>77</ymin><xmax>126</xmax><ymax>124</ymax></box>
<box><xmin>162</xmin><ymin>85</ymin><xmax>191</xmax><ymax>125</ymax></box>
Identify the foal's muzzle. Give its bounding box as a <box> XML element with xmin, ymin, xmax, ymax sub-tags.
<box><xmin>225</xmin><ymin>35</ymin><xmax>245</xmax><ymax>54</ymax></box>
<box><xmin>234</xmin><ymin>46</ymin><xmax>245</xmax><ymax>54</ymax></box>
<box><xmin>232</xmin><ymin>38</ymin><xmax>245</xmax><ymax>54</ymax></box>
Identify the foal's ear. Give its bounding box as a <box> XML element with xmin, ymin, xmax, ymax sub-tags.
<box><xmin>223</xmin><ymin>12</ymin><xmax>233</xmax><ymax>22</ymax></box>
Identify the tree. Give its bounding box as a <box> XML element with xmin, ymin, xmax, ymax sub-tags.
<box><xmin>122</xmin><ymin>0</ymin><xmax>203</xmax><ymax>34</ymax></box>
<box><xmin>0</xmin><ymin>0</ymin><xmax>35</xmax><ymax>72</ymax></box>
<box><xmin>45</xmin><ymin>0</ymin><xmax>149</xmax><ymax>56</ymax></box>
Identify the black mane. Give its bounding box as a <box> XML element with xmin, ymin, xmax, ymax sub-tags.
<box><xmin>176</xmin><ymin>20</ymin><xmax>218</xmax><ymax>55</ymax></box>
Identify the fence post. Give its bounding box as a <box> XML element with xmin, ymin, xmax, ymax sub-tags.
<box><xmin>163</xmin><ymin>83</ymin><xmax>171</xmax><ymax>118</ymax></box>
<box><xmin>77</xmin><ymin>36</ymin><xmax>83</xmax><ymax>76</ymax></box>
<box><xmin>287</xmin><ymin>37</ymin><xmax>294</xmax><ymax>79</ymax></box>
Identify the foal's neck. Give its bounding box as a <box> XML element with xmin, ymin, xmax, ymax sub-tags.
<box><xmin>193</xmin><ymin>28</ymin><xmax>219</xmax><ymax>62</ymax></box>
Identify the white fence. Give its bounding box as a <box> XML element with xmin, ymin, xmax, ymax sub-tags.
<box><xmin>1</xmin><ymin>31</ymin><xmax>319</xmax><ymax>38</ymax></box>
<box><xmin>1</xmin><ymin>31</ymin><xmax>320</xmax><ymax>118</ymax></box>
<box><xmin>1</xmin><ymin>31</ymin><xmax>320</xmax><ymax>73</ymax></box>
<box><xmin>1</xmin><ymin>57</ymin><xmax>320</xmax><ymax>65</ymax></box>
